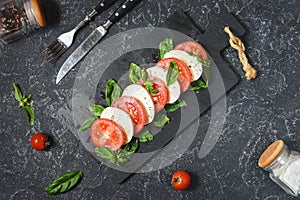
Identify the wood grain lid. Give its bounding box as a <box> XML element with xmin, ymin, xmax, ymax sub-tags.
<box><xmin>30</xmin><ymin>0</ymin><xmax>46</xmax><ymax>27</ymax></box>
<box><xmin>258</xmin><ymin>140</ymin><xmax>284</xmax><ymax>168</ymax></box>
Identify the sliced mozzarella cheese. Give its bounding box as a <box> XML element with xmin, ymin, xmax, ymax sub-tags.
<box><xmin>122</xmin><ymin>84</ymin><xmax>155</xmax><ymax>124</ymax></box>
<box><xmin>164</xmin><ymin>50</ymin><xmax>203</xmax><ymax>81</ymax></box>
<box><xmin>146</xmin><ymin>66</ymin><xmax>181</xmax><ymax>104</ymax></box>
<box><xmin>100</xmin><ymin>107</ymin><xmax>133</xmax><ymax>144</ymax></box>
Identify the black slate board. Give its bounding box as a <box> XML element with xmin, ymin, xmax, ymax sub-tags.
<box><xmin>105</xmin><ymin>11</ymin><xmax>245</xmax><ymax>184</ymax></box>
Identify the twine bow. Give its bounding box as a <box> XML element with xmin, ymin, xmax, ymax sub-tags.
<box><xmin>224</xmin><ymin>26</ymin><xmax>257</xmax><ymax>80</ymax></box>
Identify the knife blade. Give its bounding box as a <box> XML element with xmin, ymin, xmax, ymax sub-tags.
<box><xmin>56</xmin><ymin>0</ymin><xmax>142</xmax><ymax>84</ymax></box>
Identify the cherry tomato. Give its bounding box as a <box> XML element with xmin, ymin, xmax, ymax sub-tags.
<box><xmin>30</xmin><ymin>132</ymin><xmax>50</xmax><ymax>151</ymax></box>
<box><xmin>112</xmin><ymin>96</ymin><xmax>148</xmax><ymax>134</ymax></box>
<box><xmin>90</xmin><ymin>118</ymin><xmax>126</xmax><ymax>151</ymax></box>
<box><xmin>171</xmin><ymin>170</ymin><xmax>191</xmax><ymax>190</ymax></box>
<box><xmin>174</xmin><ymin>41</ymin><xmax>208</xmax><ymax>61</ymax></box>
<box><xmin>157</xmin><ymin>58</ymin><xmax>192</xmax><ymax>92</ymax></box>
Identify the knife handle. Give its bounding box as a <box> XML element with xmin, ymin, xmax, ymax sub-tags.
<box><xmin>94</xmin><ymin>0</ymin><xmax>118</xmax><ymax>13</ymax></box>
<box><xmin>108</xmin><ymin>0</ymin><xmax>142</xmax><ymax>24</ymax></box>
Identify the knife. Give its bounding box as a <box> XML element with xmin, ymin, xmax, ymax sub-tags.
<box><xmin>56</xmin><ymin>0</ymin><xmax>142</xmax><ymax>84</ymax></box>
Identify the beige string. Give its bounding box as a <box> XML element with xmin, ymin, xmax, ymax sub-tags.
<box><xmin>224</xmin><ymin>26</ymin><xmax>257</xmax><ymax>80</ymax></box>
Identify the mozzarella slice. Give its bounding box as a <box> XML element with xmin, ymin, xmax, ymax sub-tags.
<box><xmin>164</xmin><ymin>50</ymin><xmax>203</xmax><ymax>81</ymax></box>
<box><xmin>146</xmin><ymin>66</ymin><xmax>181</xmax><ymax>104</ymax></box>
<box><xmin>122</xmin><ymin>84</ymin><xmax>155</xmax><ymax>124</ymax></box>
<box><xmin>100</xmin><ymin>107</ymin><xmax>133</xmax><ymax>144</ymax></box>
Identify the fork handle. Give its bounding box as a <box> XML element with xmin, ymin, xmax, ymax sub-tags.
<box><xmin>74</xmin><ymin>0</ymin><xmax>119</xmax><ymax>31</ymax></box>
<box><xmin>108</xmin><ymin>0</ymin><xmax>142</xmax><ymax>24</ymax></box>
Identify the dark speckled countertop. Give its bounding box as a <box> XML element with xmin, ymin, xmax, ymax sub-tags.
<box><xmin>1</xmin><ymin>0</ymin><xmax>300</xmax><ymax>199</ymax></box>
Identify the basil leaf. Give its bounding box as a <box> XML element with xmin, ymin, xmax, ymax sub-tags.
<box><xmin>138</xmin><ymin>129</ymin><xmax>154</xmax><ymax>142</ymax></box>
<box><xmin>122</xmin><ymin>138</ymin><xmax>138</xmax><ymax>156</ymax></box>
<box><xmin>129</xmin><ymin>63</ymin><xmax>148</xmax><ymax>83</ymax></box>
<box><xmin>13</xmin><ymin>83</ymin><xmax>23</xmax><ymax>102</ymax></box>
<box><xmin>190</xmin><ymin>79</ymin><xmax>208</xmax><ymax>91</ymax></box>
<box><xmin>188</xmin><ymin>53</ymin><xmax>211</xmax><ymax>83</ymax></box>
<box><xmin>88</xmin><ymin>104</ymin><xmax>105</xmax><ymax>117</ymax></box>
<box><xmin>166</xmin><ymin>61</ymin><xmax>178</xmax><ymax>86</ymax></box>
<box><xmin>79</xmin><ymin>116</ymin><xmax>97</xmax><ymax>132</ymax></box>
<box><xmin>159</xmin><ymin>38</ymin><xmax>174</xmax><ymax>59</ymax></box>
<box><xmin>23</xmin><ymin>105</ymin><xmax>34</xmax><ymax>126</ymax></box>
<box><xmin>95</xmin><ymin>147</ymin><xmax>116</xmax><ymax>164</ymax></box>
<box><xmin>152</xmin><ymin>114</ymin><xmax>170</xmax><ymax>127</ymax></box>
<box><xmin>165</xmin><ymin>100</ymin><xmax>187</xmax><ymax>113</ymax></box>
<box><xmin>45</xmin><ymin>170</ymin><xmax>82</xmax><ymax>195</ymax></box>
<box><xmin>144</xmin><ymin>81</ymin><xmax>158</xmax><ymax>94</ymax></box>
<box><xmin>105</xmin><ymin>78</ymin><xmax>122</xmax><ymax>106</ymax></box>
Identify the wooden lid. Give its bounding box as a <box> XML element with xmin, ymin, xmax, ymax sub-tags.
<box><xmin>258</xmin><ymin>140</ymin><xmax>285</xmax><ymax>168</ymax></box>
<box><xmin>30</xmin><ymin>0</ymin><xmax>46</xmax><ymax>27</ymax></box>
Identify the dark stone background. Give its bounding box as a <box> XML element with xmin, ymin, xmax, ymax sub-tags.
<box><xmin>0</xmin><ymin>0</ymin><xmax>299</xmax><ymax>199</ymax></box>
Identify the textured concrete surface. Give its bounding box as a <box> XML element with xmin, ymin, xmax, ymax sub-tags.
<box><xmin>0</xmin><ymin>0</ymin><xmax>299</xmax><ymax>199</ymax></box>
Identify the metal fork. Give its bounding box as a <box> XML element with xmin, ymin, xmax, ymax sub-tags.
<box><xmin>42</xmin><ymin>0</ymin><xmax>118</xmax><ymax>64</ymax></box>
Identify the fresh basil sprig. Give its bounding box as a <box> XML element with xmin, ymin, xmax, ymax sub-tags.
<box><xmin>159</xmin><ymin>38</ymin><xmax>174</xmax><ymax>59</ymax></box>
<box><xmin>106</xmin><ymin>78</ymin><xmax>122</xmax><ymax>106</ymax></box>
<box><xmin>190</xmin><ymin>79</ymin><xmax>208</xmax><ymax>91</ymax></box>
<box><xmin>129</xmin><ymin>63</ymin><xmax>148</xmax><ymax>83</ymax></box>
<box><xmin>95</xmin><ymin>138</ymin><xmax>139</xmax><ymax>165</ymax></box>
<box><xmin>13</xmin><ymin>83</ymin><xmax>34</xmax><ymax>126</ymax></box>
<box><xmin>45</xmin><ymin>170</ymin><xmax>82</xmax><ymax>195</ymax></box>
<box><xmin>144</xmin><ymin>81</ymin><xmax>158</xmax><ymax>94</ymax></box>
<box><xmin>166</xmin><ymin>61</ymin><xmax>178</xmax><ymax>86</ymax></box>
<box><xmin>138</xmin><ymin>129</ymin><xmax>154</xmax><ymax>143</ymax></box>
<box><xmin>165</xmin><ymin>100</ymin><xmax>187</xmax><ymax>113</ymax></box>
<box><xmin>79</xmin><ymin>104</ymin><xmax>105</xmax><ymax>132</ymax></box>
<box><xmin>152</xmin><ymin>114</ymin><xmax>170</xmax><ymax>127</ymax></box>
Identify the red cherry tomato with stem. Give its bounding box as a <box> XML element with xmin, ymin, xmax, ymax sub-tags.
<box><xmin>30</xmin><ymin>132</ymin><xmax>50</xmax><ymax>151</ymax></box>
<box><xmin>171</xmin><ymin>170</ymin><xmax>191</xmax><ymax>190</ymax></box>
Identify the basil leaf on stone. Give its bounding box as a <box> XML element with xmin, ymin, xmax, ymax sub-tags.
<box><xmin>159</xmin><ymin>38</ymin><xmax>174</xmax><ymax>59</ymax></box>
<box><xmin>129</xmin><ymin>63</ymin><xmax>148</xmax><ymax>83</ymax></box>
<box><xmin>13</xmin><ymin>83</ymin><xmax>23</xmax><ymax>101</ymax></box>
<box><xmin>152</xmin><ymin>114</ymin><xmax>170</xmax><ymax>127</ymax></box>
<box><xmin>166</xmin><ymin>61</ymin><xmax>178</xmax><ymax>86</ymax></box>
<box><xmin>122</xmin><ymin>138</ymin><xmax>138</xmax><ymax>157</ymax></box>
<box><xmin>105</xmin><ymin>78</ymin><xmax>122</xmax><ymax>106</ymax></box>
<box><xmin>190</xmin><ymin>79</ymin><xmax>208</xmax><ymax>91</ymax></box>
<box><xmin>88</xmin><ymin>104</ymin><xmax>105</xmax><ymax>117</ymax></box>
<box><xmin>23</xmin><ymin>105</ymin><xmax>34</xmax><ymax>126</ymax></box>
<box><xmin>79</xmin><ymin>116</ymin><xmax>97</xmax><ymax>132</ymax></box>
<box><xmin>165</xmin><ymin>100</ymin><xmax>187</xmax><ymax>113</ymax></box>
<box><xmin>45</xmin><ymin>170</ymin><xmax>82</xmax><ymax>195</ymax></box>
<box><xmin>144</xmin><ymin>81</ymin><xmax>158</xmax><ymax>94</ymax></box>
<box><xmin>138</xmin><ymin>129</ymin><xmax>154</xmax><ymax>142</ymax></box>
<box><xmin>95</xmin><ymin>147</ymin><xmax>117</xmax><ymax>164</ymax></box>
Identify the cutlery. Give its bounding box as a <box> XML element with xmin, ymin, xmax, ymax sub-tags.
<box><xmin>42</xmin><ymin>0</ymin><xmax>118</xmax><ymax>64</ymax></box>
<box><xmin>56</xmin><ymin>0</ymin><xmax>142</xmax><ymax>84</ymax></box>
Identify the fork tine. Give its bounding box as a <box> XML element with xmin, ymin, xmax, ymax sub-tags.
<box><xmin>43</xmin><ymin>42</ymin><xmax>64</xmax><ymax>59</ymax></box>
<box><xmin>43</xmin><ymin>46</ymin><xmax>66</xmax><ymax>64</ymax></box>
<box><xmin>42</xmin><ymin>40</ymin><xmax>59</xmax><ymax>54</ymax></box>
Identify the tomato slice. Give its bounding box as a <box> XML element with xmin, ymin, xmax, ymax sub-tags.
<box><xmin>138</xmin><ymin>76</ymin><xmax>169</xmax><ymax>113</ymax></box>
<box><xmin>90</xmin><ymin>118</ymin><xmax>126</xmax><ymax>151</ymax></box>
<box><xmin>174</xmin><ymin>41</ymin><xmax>208</xmax><ymax>61</ymax></box>
<box><xmin>157</xmin><ymin>58</ymin><xmax>192</xmax><ymax>92</ymax></box>
<box><xmin>112</xmin><ymin>96</ymin><xmax>148</xmax><ymax>134</ymax></box>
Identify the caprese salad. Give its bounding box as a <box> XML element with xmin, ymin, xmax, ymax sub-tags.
<box><xmin>80</xmin><ymin>39</ymin><xmax>211</xmax><ymax>165</ymax></box>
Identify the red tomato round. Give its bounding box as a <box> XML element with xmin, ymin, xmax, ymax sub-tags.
<box><xmin>157</xmin><ymin>58</ymin><xmax>192</xmax><ymax>92</ymax></box>
<box><xmin>138</xmin><ymin>76</ymin><xmax>169</xmax><ymax>113</ymax></box>
<box><xmin>30</xmin><ymin>132</ymin><xmax>50</xmax><ymax>151</ymax></box>
<box><xmin>171</xmin><ymin>170</ymin><xmax>191</xmax><ymax>190</ymax></box>
<box><xmin>90</xmin><ymin>118</ymin><xmax>126</xmax><ymax>151</ymax></box>
<box><xmin>112</xmin><ymin>96</ymin><xmax>148</xmax><ymax>134</ymax></box>
<box><xmin>174</xmin><ymin>41</ymin><xmax>208</xmax><ymax>61</ymax></box>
